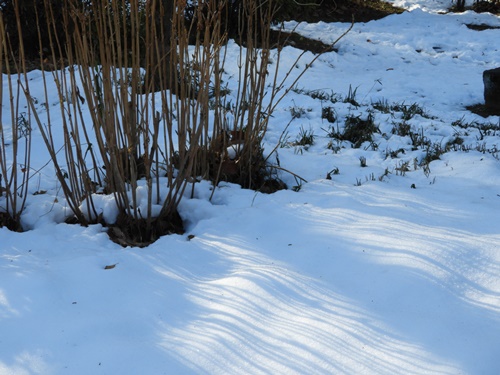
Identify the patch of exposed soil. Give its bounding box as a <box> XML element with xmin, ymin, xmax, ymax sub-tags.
<box><xmin>471</xmin><ymin>0</ymin><xmax>500</xmax><ymax>14</ymax></box>
<box><xmin>0</xmin><ymin>212</ymin><xmax>23</xmax><ymax>232</ymax></box>
<box><xmin>451</xmin><ymin>0</ymin><xmax>500</xmax><ymax>15</ymax></box>
<box><xmin>270</xmin><ymin>30</ymin><xmax>338</xmax><ymax>53</ymax></box>
<box><xmin>107</xmin><ymin>210</ymin><xmax>185</xmax><ymax>248</ymax></box>
<box><xmin>269</xmin><ymin>0</ymin><xmax>404</xmax><ymax>53</ymax></box>
<box><xmin>467</xmin><ymin>103</ymin><xmax>500</xmax><ymax>117</ymax></box>
<box><xmin>279</xmin><ymin>0</ymin><xmax>405</xmax><ymax>24</ymax></box>
<box><xmin>466</xmin><ymin>23</ymin><xmax>500</xmax><ymax>30</ymax></box>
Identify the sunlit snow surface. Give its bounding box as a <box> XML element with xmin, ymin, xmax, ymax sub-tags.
<box><xmin>1</xmin><ymin>1</ymin><xmax>500</xmax><ymax>374</ymax></box>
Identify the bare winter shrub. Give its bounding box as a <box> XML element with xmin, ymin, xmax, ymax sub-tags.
<box><xmin>13</xmin><ymin>0</ymin><xmax>350</xmax><ymax>245</ymax></box>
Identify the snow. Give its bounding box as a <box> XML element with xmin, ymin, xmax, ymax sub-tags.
<box><xmin>1</xmin><ymin>1</ymin><xmax>500</xmax><ymax>374</ymax></box>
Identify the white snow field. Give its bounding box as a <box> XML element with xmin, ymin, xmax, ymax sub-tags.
<box><xmin>1</xmin><ymin>0</ymin><xmax>500</xmax><ymax>374</ymax></box>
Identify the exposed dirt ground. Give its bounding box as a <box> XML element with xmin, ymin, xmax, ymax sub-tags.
<box><xmin>283</xmin><ymin>0</ymin><xmax>404</xmax><ymax>23</ymax></box>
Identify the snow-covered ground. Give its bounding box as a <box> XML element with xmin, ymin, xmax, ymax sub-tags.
<box><xmin>1</xmin><ymin>0</ymin><xmax>500</xmax><ymax>374</ymax></box>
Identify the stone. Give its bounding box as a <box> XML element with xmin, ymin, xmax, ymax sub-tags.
<box><xmin>483</xmin><ymin>67</ymin><xmax>500</xmax><ymax>115</ymax></box>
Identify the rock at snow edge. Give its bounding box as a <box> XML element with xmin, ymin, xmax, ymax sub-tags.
<box><xmin>483</xmin><ymin>67</ymin><xmax>500</xmax><ymax>115</ymax></box>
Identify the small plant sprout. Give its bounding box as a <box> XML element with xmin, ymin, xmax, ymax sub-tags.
<box><xmin>289</xmin><ymin>103</ymin><xmax>307</xmax><ymax>119</ymax></box>
<box><xmin>294</xmin><ymin>126</ymin><xmax>315</xmax><ymax>148</ymax></box>
<box><xmin>16</xmin><ymin>113</ymin><xmax>31</xmax><ymax>138</ymax></box>
<box><xmin>365</xmin><ymin>141</ymin><xmax>379</xmax><ymax>151</ymax></box>
<box><xmin>291</xmin><ymin>88</ymin><xmax>339</xmax><ymax>103</ymax></box>
<box><xmin>423</xmin><ymin>162</ymin><xmax>431</xmax><ymax>177</ymax></box>
<box><xmin>391</xmin><ymin>121</ymin><xmax>411</xmax><ymax>137</ymax></box>
<box><xmin>344</xmin><ymin>84</ymin><xmax>360</xmax><ymax>107</ymax></box>
<box><xmin>410</xmin><ymin>128</ymin><xmax>431</xmax><ymax>149</ymax></box>
<box><xmin>326</xmin><ymin>139</ymin><xmax>342</xmax><ymax>153</ymax></box>
<box><xmin>291</xmin><ymin>174</ymin><xmax>306</xmax><ymax>192</ymax></box>
<box><xmin>372</xmin><ymin>98</ymin><xmax>391</xmax><ymax>113</ymax></box>
<box><xmin>379</xmin><ymin>167</ymin><xmax>391</xmax><ymax>181</ymax></box>
<box><xmin>343</xmin><ymin>113</ymin><xmax>379</xmax><ymax>148</ymax></box>
<box><xmin>422</xmin><ymin>142</ymin><xmax>444</xmax><ymax>165</ymax></box>
<box><xmin>323</xmin><ymin>123</ymin><xmax>341</xmax><ymax>139</ymax></box>
<box><xmin>395</xmin><ymin>160</ymin><xmax>410</xmax><ymax>176</ymax></box>
<box><xmin>321</xmin><ymin>106</ymin><xmax>337</xmax><ymax>123</ymax></box>
<box><xmin>393</xmin><ymin>102</ymin><xmax>432</xmax><ymax>120</ymax></box>
<box><xmin>326</xmin><ymin>167</ymin><xmax>340</xmax><ymax>180</ymax></box>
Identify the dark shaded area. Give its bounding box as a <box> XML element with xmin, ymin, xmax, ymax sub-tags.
<box><xmin>267</xmin><ymin>0</ymin><xmax>404</xmax><ymax>53</ymax></box>
<box><xmin>107</xmin><ymin>210</ymin><xmax>185</xmax><ymax>248</ymax></box>
<box><xmin>451</xmin><ymin>0</ymin><xmax>500</xmax><ymax>13</ymax></box>
<box><xmin>0</xmin><ymin>0</ymin><xmax>404</xmax><ymax>68</ymax></box>
<box><xmin>0</xmin><ymin>211</ymin><xmax>23</xmax><ymax>232</ymax></box>
<box><xmin>274</xmin><ymin>0</ymin><xmax>404</xmax><ymax>24</ymax></box>
<box><xmin>64</xmin><ymin>203</ymin><xmax>185</xmax><ymax>248</ymax></box>
<box><xmin>483</xmin><ymin>67</ymin><xmax>500</xmax><ymax>115</ymax></box>
<box><xmin>467</xmin><ymin>103</ymin><xmax>500</xmax><ymax>118</ymax></box>
<box><xmin>0</xmin><ymin>0</ymin><xmax>83</xmax><ymax>60</ymax></box>
<box><xmin>176</xmin><ymin>133</ymin><xmax>288</xmax><ymax>196</ymax></box>
<box><xmin>471</xmin><ymin>0</ymin><xmax>500</xmax><ymax>14</ymax></box>
<box><xmin>270</xmin><ymin>29</ymin><xmax>338</xmax><ymax>53</ymax></box>
<box><xmin>466</xmin><ymin>23</ymin><xmax>500</xmax><ymax>30</ymax></box>
<box><xmin>189</xmin><ymin>0</ymin><xmax>404</xmax><ymax>53</ymax></box>
<box><xmin>342</xmin><ymin>114</ymin><xmax>380</xmax><ymax>148</ymax></box>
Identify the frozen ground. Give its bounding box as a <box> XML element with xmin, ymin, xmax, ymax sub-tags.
<box><xmin>1</xmin><ymin>0</ymin><xmax>500</xmax><ymax>374</ymax></box>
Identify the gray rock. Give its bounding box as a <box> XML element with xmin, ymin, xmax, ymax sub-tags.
<box><xmin>483</xmin><ymin>67</ymin><xmax>500</xmax><ymax>115</ymax></box>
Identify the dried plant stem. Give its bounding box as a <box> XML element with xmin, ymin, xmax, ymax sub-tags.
<box><xmin>0</xmin><ymin>3</ymin><xmax>32</xmax><ymax>231</ymax></box>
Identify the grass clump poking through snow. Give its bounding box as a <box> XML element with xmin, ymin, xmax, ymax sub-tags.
<box><xmin>343</xmin><ymin>85</ymin><xmax>360</xmax><ymax>107</ymax></box>
<box><xmin>321</xmin><ymin>106</ymin><xmax>337</xmax><ymax>123</ymax></box>
<box><xmin>342</xmin><ymin>113</ymin><xmax>379</xmax><ymax>148</ymax></box>
<box><xmin>294</xmin><ymin>126</ymin><xmax>315</xmax><ymax>148</ymax></box>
